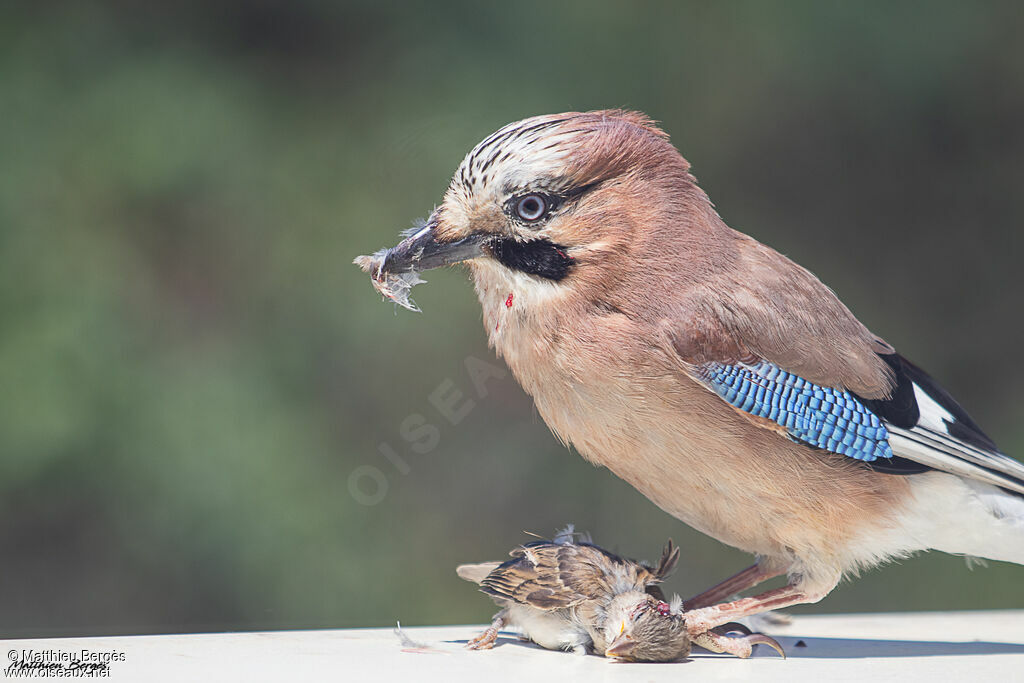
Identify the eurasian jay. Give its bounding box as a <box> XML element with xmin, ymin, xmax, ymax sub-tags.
<box><xmin>356</xmin><ymin>110</ymin><xmax>1024</xmax><ymax>636</ymax></box>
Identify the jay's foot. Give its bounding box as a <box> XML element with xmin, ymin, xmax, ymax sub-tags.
<box><xmin>692</xmin><ymin>625</ymin><xmax>786</xmax><ymax>659</ymax></box>
<box><xmin>685</xmin><ymin>564</ymin><xmax>782</xmax><ymax>609</ymax></box>
<box><xmin>684</xmin><ymin>584</ymin><xmax>813</xmax><ymax>637</ymax></box>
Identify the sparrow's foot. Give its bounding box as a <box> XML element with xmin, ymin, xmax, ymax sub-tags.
<box><xmin>466</xmin><ymin>609</ymin><xmax>508</xmax><ymax>651</ymax></box>
<box><xmin>466</xmin><ymin>626</ymin><xmax>499</xmax><ymax>650</ymax></box>
<box><xmin>692</xmin><ymin>627</ymin><xmax>786</xmax><ymax>659</ymax></box>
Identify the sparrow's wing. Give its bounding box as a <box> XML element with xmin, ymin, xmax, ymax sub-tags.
<box><xmin>634</xmin><ymin>540</ymin><xmax>679</xmax><ymax>602</ymax></box>
<box><xmin>669</xmin><ymin>240</ymin><xmax>1024</xmax><ymax>494</ymax></box>
<box><xmin>651</xmin><ymin>540</ymin><xmax>679</xmax><ymax>581</ymax></box>
<box><xmin>480</xmin><ymin>542</ymin><xmax>617</xmax><ymax>610</ymax></box>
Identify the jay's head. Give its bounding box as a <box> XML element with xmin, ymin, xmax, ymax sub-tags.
<box><xmin>357</xmin><ymin>110</ymin><xmax>711</xmax><ymax>307</ymax></box>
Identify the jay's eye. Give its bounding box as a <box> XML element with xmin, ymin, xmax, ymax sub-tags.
<box><xmin>514</xmin><ymin>193</ymin><xmax>548</xmax><ymax>222</ymax></box>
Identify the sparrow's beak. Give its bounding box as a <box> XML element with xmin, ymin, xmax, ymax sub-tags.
<box><xmin>377</xmin><ymin>217</ymin><xmax>487</xmax><ymax>276</ymax></box>
<box><xmin>604</xmin><ymin>633</ymin><xmax>636</xmax><ymax>660</ymax></box>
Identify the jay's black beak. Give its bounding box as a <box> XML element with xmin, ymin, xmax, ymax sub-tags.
<box><xmin>377</xmin><ymin>216</ymin><xmax>487</xmax><ymax>276</ymax></box>
<box><xmin>354</xmin><ymin>214</ymin><xmax>488</xmax><ymax>312</ymax></box>
<box><xmin>355</xmin><ymin>211</ymin><xmax>574</xmax><ymax>312</ymax></box>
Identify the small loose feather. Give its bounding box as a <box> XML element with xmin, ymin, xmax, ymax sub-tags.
<box><xmin>354</xmin><ymin>250</ymin><xmax>426</xmax><ymax>312</ymax></box>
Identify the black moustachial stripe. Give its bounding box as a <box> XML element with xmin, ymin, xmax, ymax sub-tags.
<box><xmin>487</xmin><ymin>238</ymin><xmax>575</xmax><ymax>280</ymax></box>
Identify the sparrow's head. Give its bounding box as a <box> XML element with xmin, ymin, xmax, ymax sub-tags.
<box><xmin>604</xmin><ymin>593</ymin><xmax>689</xmax><ymax>663</ymax></box>
<box><xmin>356</xmin><ymin>110</ymin><xmax>712</xmax><ymax>310</ymax></box>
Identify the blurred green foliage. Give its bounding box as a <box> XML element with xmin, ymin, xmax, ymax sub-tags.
<box><xmin>1</xmin><ymin>1</ymin><xmax>1022</xmax><ymax>636</ymax></box>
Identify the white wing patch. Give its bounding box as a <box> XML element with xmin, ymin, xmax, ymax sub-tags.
<box><xmin>912</xmin><ymin>383</ymin><xmax>956</xmax><ymax>432</ymax></box>
<box><xmin>887</xmin><ymin>381</ymin><xmax>1024</xmax><ymax>495</ymax></box>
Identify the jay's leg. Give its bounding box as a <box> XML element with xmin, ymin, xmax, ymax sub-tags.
<box><xmin>684</xmin><ymin>580</ymin><xmax>834</xmax><ymax>637</ymax></box>
<box><xmin>684</xmin><ymin>563</ymin><xmax>783</xmax><ymax>609</ymax></box>
<box><xmin>466</xmin><ymin>608</ymin><xmax>508</xmax><ymax>650</ymax></box>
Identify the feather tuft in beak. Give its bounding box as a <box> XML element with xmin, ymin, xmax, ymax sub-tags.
<box><xmin>354</xmin><ymin>215</ymin><xmax>486</xmax><ymax>312</ymax></box>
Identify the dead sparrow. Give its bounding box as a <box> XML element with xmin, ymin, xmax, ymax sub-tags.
<box><xmin>457</xmin><ymin>528</ymin><xmax>783</xmax><ymax>661</ymax></box>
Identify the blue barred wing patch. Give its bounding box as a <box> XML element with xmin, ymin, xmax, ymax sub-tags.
<box><xmin>695</xmin><ymin>361</ymin><xmax>894</xmax><ymax>461</ymax></box>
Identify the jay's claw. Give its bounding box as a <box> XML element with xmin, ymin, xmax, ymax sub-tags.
<box><xmin>745</xmin><ymin>633</ymin><xmax>787</xmax><ymax>658</ymax></box>
<box><xmin>711</xmin><ymin>621</ymin><xmax>753</xmax><ymax>636</ymax></box>
<box><xmin>692</xmin><ymin>629</ymin><xmax>786</xmax><ymax>659</ymax></box>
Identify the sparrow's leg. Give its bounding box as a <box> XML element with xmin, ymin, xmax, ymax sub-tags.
<box><xmin>466</xmin><ymin>609</ymin><xmax>508</xmax><ymax>650</ymax></box>
<box><xmin>684</xmin><ymin>563</ymin><xmax>783</xmax><ymax>609</ymax></box>
<box><xmin>692</xmin><ymin>627</ymin><xmax>786</xmax><ymax>659</ymax></box>
<box><xmin>684</xmin><ymin>581</ymin><xmax>833</xmax><ymax>637</ymax></box>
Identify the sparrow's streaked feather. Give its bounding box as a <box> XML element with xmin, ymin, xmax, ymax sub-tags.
<box><xmin>458</xmin><ymin>531</ymin><xmax>779</xmax><ymax>661</ymax></box>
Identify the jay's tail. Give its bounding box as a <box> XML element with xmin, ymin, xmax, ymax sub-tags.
<box><xmin>877</xmin><ymin>355</ymin><xmax>1024</xmax><ymax>564</ymax></box>
<box><xmin>909</xmin><ymin>474</ymin><xmax>1024</xmax><ymax>566</ymax></box>
<box><xmin>963</xmin><ymin>481</ymin><xmax>1024</xmax><ymax>565</ymax></box>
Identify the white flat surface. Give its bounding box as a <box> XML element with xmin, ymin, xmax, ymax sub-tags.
<box><xmin>2</xmin><ymin>611</ymin><xmax>1023</xmax><ymax>682</ymax></box>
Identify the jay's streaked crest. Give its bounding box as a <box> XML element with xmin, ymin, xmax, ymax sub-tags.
<box><xmin>356</xmin><ymin>110</ymin><xmax>1024</xmax><ymax>635</ymax></box>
